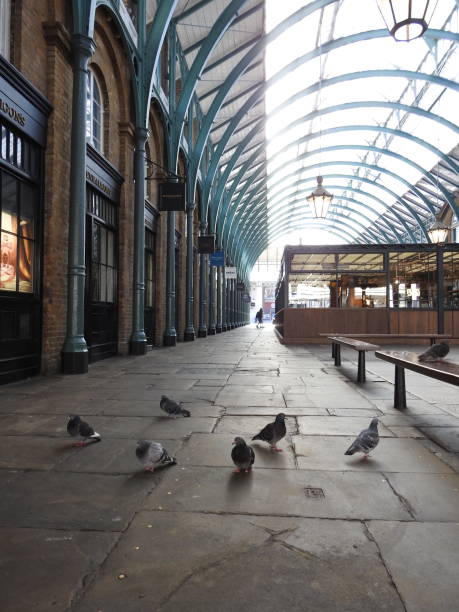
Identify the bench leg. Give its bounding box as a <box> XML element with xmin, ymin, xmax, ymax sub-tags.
<box><xmin>357</xmin><ymin>351</ymin><xmax>366</xmax><ymax>383</ymax></box>
<box><xmin>430</xmin><ymin>338</ymin><xmax>434</xmax><ymax>346</ymax></box>
<box><xmin>394</xmin><ymin>365</ymin><xmax>406</xmax><ymax>410</ymax></box>
<box><xmin>331</xmin><ymin>343</ymin><xmax>336</xmax><ymax>359</ymax></box>
<box><xmin>334</xmin><ymin>344</ymin><xmax>341</xmax><ymax>366</ymax></box>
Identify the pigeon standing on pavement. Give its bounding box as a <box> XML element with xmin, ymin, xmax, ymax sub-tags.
<box><xmin>252</xmin><ymin>413</ymin><xmax>287</xmax><ymax>451</ymax></box>
<box><xmin>135</xmin><ymin>440</ymin><xmax>176</xmax><ymax>472</ymax></box>
<box><xmin>231</xmin><ymin>437</ymin><xmax>255</xmax><ymax>473</ymax></box>
<box><xmin>67</xmin><ymin>414</ymin><xmax>101</xmax><ymax>447</ymax></box>
<box><xmin>418</xmin><ymin>342</ymin><xmax>449</xmax><ymax>362</ymax></box>
<box><xmin>345</xmin><ymin>417</ymin><xmax>379</xmax><ymax>458</ymax></box>
<box><xmin>160</xmin><ymin>395</ymin><xmax>191</xmax><ymax>418</ymax></box>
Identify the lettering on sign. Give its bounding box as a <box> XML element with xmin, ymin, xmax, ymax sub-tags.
<box><xmin>85</xmin><ymin>170</ymin><xmax>112</xmax><ymax>197</ymax></box>
<box><xmin>0</xmin><ymin>96</ymin><xmax>26</xmax><ymax>126</ymax></box>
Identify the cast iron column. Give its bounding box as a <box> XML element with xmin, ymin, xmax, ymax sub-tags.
<box><xmin>198</xmin><ymin>223</ymin><xmax>207</xmax><ymax>337</ymax></box>
<box><xmin>184</xmin><ymin>202</ymin><xmax>196</xmax><ymax>341</ymax></box>
<box><xmin>164</xmin><ymin>209</ymin><xmax>177</xmax><ymax>346</ymax></box>
<box><xmin>130</xmin><ymin>126</ymin><xmax>148</xmax><ymax>354</ymax></box>
<box><xmin>221</xmin><ymin>266</ymin><xmax>227</xmax><ymax>331</ymax></box>
<box><xmin>437</xmin><ymin>246</ymin><xmax>445</xmax><ymax>333</ymax></box>
<box><xmin>62</xmin><ymin>34</ymin><xmax>95</xmax><ymax>374</ymax></box>
<box><xmin>216</xmin><ymin>262</ymin><xmax>222</xmax><ymax>332</ymax></box>
<box><xmin>208</xmin><ymin>263</ymin><xmax>216</xmax><ymax>334</ymax></box>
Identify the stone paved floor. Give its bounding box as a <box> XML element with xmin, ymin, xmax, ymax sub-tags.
<box><xmin>1</xmin><ymin>326</ymin><xmax>459</xmax><ymax>611</ymax></box>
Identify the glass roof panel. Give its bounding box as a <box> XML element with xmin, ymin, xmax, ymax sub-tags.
<box><xmin>264</xmin><ymin>0</ymin><xmax>459</xmax><ymax>246</ymax></box>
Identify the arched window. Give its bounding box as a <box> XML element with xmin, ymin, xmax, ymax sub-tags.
<box><xmin>86</xmin><ymin>70</ymin><xmax>104</xmax><ymax>152</ymax></box>
<box><xmin>0</xmin><ymin>0</ymin><xmax>11</xmax><ymax>59</ymax></box>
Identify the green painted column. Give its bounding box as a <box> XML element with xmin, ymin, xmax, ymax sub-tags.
<box><xmin>216</xmin><ymin>260</ymin><xmax>222</xmax><ymax>333</ymax></box>
<box><xmin>184</xmin><ymin>202</ymin><xmax>196</xmax><ymax>341</ymax></box>
<box><xmin>208</xmin><ymin>263</ymin><xmax>216</xmax><ymax>334</ymax></box>
<box><xmin>163</xmin><ymin>209</ymin><xmax>177</xmax><ymax>346</ymax></box>
<box><xmin>221</xmin><ymin>266</ymin><xmax>227</xmax><ymax>331</ymax></box>
<box><xmin>62</xmin><ymin>34</ymin><xmax>95</xmax><ymax>374</ymax></box>
<box><xmin>130</xmin><ymin>126</ymin><xmax>148</xmax><ymax>354</ymax></box>
<box><xmin>197</xmin><ymin>222</ymin><xmax>207</xmax><ymax>337</ymax></box>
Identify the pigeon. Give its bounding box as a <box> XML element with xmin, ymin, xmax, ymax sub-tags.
<box><xmin>231</xmin><ymin>437</ymin><xmax>255</xmax><ymax>473</ymax></box>
<box><xmin>67</xmin><ymin>414</ymin><xmax>101</xmax><ymax>447</ymax></box>
<box><xmin>418</xmin><ymin>342</ymin><xmax>449</xmax><ymax>362</ymax></box>
<box><xmin>252</xmin><ymin>413</ymin><xmax>287</xmax><ymax>451</ymax></box>
<box><xmin>345</xmin><ymin>417</ymin><xmax>379</xmax><ymax>458</ymax></box>
<box><xmin>160</xmin><ymin>395</ymin><xmax>191</xmax><ymax>418</ymax></box>
<box><xmin>135</xmin><ymin>440</ymin><xmax>176</xmax><ymax>472</ymax></box>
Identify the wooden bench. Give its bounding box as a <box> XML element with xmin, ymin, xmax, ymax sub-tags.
<box><xmin>328</xmin><ymin>336</ymin><xmax>380</xmax><ymax>383</ymax></box>
<box><xmin>375</xmin><ymin>350</ymin><xmax>459</xmax><ymax>410</ymax></box>
<box><xmin>319</xmin><ymin>333</ymin><xmax>451</xmax><ymax>346</ymax></box>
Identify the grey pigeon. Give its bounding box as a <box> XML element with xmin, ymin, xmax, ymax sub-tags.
<box><xmin>252</xmin><ymin>413</ymin><xmax>287</xmax><ymax>451</ymax></box>
<box><xmin>231</xmin><ymin>437</ymin><xmax>255</xmax><ymax>473</ymax></box>
<box><xmin>160</xmin><ymin>395</ymin><xmax>191</xmax><ymax>418</ymax></box>
<box><xmin>345</xmin><ymin>417</ymin><xmax>379</xmax><ymax>458</ymax></box>
<box><xmin>418</xmin><ymin>342</ymin><xmax>449</xmax><ymax>362</ymax></box>
<box><xmin>67</xmin><ymin>414</ymin><xmax>101</xmax><ymax>447</ymax></box>
<box><xmin>135</xmin><ymin>440</ymin><xmax>176</xmax><ymax>472</ymax></box>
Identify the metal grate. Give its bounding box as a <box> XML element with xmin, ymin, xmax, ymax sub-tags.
<box><xmin>304</xmin><ymin>487</ymin><xmax>325</xmax><ymax>499</ymax></box>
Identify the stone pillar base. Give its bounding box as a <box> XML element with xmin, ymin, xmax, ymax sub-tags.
<box><xmin>208</xmin><ymin>328</ymin><xmax>216</xmax><ymax>335</ymax></box>
<box><xmin>184</xmin><ymin>330</ymin><xmax>195</xmax><ymax>341</ymax></box>
<box><xmin>197</xmin><ymin>328</ymin><xmax>207</xmax><ymax>338</ymax></box>
<box><xmin>62</xmin><ymin>351</ymin><xmax>89</xmax><ymax>375</ymax></box>
<box><xmin>163</xmin><ymin>334</ymin><xmax>177</xmax><ymax>347</ymax></box>
<box><xmin>129</xmin><ymin>340</ymin><xmax>147</xmax><ymax>355</ymax></box>
<box><xmin>216</xmin><ymin>325</ymin><xmax>222</xmax><ymax>333</ymax></box>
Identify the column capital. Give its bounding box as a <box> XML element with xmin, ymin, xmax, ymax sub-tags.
<box><xmin>71</xmin><ymin>33</ymin><xmax>96</xmax><ymax>58</ymax></box>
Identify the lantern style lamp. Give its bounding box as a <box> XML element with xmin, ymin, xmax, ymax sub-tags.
<box><xmin>306</xmin><ymin>176</ymin><xmax>333</xmax><ymax>219</ymax></box>
<box><xmin>376</xmin><ymin>0</ymin><xmax>438</xmax><ymax>42</ymax></box>
<box><xmin>427</xmin><ymin>216</ymin><xmax>449</xmax><ymax>244</ymax></box>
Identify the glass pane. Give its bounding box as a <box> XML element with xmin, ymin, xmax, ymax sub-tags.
<box><xmin>338</xmin><ymin>274</ymin><xmax>387</xmax><ymax>308</ymax></box>
<box><xmin>290</xmin><ymin>253</ymin><xmax>336</xmax><ymax>271</ymax></box>
<box><xmin>288</xmin><ymin>273</ymin><xmax>335</xmax><ymax>307</ymax></box>
<box><xmin>444</xmin><ymin>251</ymin><xmax>459</xmax><ymax>309</ymax></box>
<box><xmin>100</xmin><ymin>227</ymin><xmax>107</xmax><ymax>265</ymax></box>
<box><xmin>92</xmin><ymin>222</ymin><xmax>99</xmax><ymax>261</ymax></box>
<box><xmin>1</xmin><ymin>126</ymin><xmax>7</xmax><ymax>158</ymax></box>
<box><xmin>389</xmin><ymin>251</ymin><xmax>437</xmax><ymax>308</ymax></box>
<box><xmin>20</xmin><ymin>183</ymin><xmax>35</xmax><ymax>239</ymax></box>
<box><xmin>100</xmin><ymin>264</ymin><xmax>107</xmax><ymax>302</ymax></box>
<box><xmin>0</xmin><ymin>231</ymin><xmax>17</xmax><ymax>291</ymax></box>
<box><xmin>91</xmin><ymin>262</ymin><xmax>100</xmax><ymax>301</ymax></box>
<box><xmin>18</xmin><ymin>238</ymin><xmax>33</xmax><ymax>292</ymax></box>
<box><xmin>106</xmin><ymin>230</ymin><xmax>114</xmax><ymax>266</ymax></box>
<box><xmin>337</xmin><ymin>253</ymin><xmax>384</xmax><ymax>271</ymax></box>
<box><xmin>107</xmin><ymin>265</ymin><xmax>115</xmax><ymax>303</ymax></box>
<box><xmin>1</xmin><ymin>173</ymin><xmax>18</xmax><ymax>233</ymax></box>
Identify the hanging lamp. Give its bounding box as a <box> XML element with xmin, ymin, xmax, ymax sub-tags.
<box><xmin>376</xmin><ymin>0</ymin><xmax>439</xmax><ymax>42</ymax></box>
<box><xmin>306</xmin><ymin>176</ymin><xmax>333</xmax><ymax>219</ymax></box>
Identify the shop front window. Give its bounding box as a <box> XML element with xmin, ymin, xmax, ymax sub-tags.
<box><xmin>389</xmin><ymin>251</ymin><xmax>436</xmax><ymax>308</ymax></box>
<box><xmin>0</xmin><ymin>172</ymin><xmax>34</xmax><ymax>293</ymax></box>
<box><xmin>443</xmin><ymin>251</ymin><xmax>459</xmax><ymax>310</ymax></box>
<box><xmin>338</xmin><ymin>274</ymin><xmax>386</xmax><ymax>308</ymax></box>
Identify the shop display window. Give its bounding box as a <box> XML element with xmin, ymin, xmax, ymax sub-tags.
<box><xmin>444</xmin><ymin>251</ymin><xmax>459</xmax><ymax>309</ymax></box>
<box><xmin>0</xmin><ymin>172</ymin><xmax>35</xmax><ymax>293</ymax></box>
<box><xmin>389</xmin><ymin>251</ymin><xmax>436</xmax><ymax>308</ymax></box>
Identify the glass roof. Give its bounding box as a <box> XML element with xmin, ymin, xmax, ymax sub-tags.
<box><xmin>265</xmin><ymin>0</ymin><xmax>459</xmax><ymax>245</ymax></box>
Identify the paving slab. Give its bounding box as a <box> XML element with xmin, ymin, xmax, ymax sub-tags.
<box><xmin>283</xmin><ymin>394</ymin><xmax>319</xmax><ymax>408</ymax></box>
<box><xmin>297</xmin><ymin>416</ymin><xmax>392</xmax><ymax>436</ymax></box>
<box><xmin>142</xmin><ymin>466</ymin><xmax>411</xmax><ymax>520</ymax></box>
<box><xmin>293</xmin><ymin>435</ymin><xmax>454</xmax><ymax>473</ymax></box>
<box><xmin>225</xmin><ymin>405</ymin><xmax>328</xmax><ymax>416</ymax></box>
<box><xmin>304</xmin><ymin>389</ymin><xmax>375</xmax><ymax>409</ymax></box>
<box><xmin>327</xmin><ymin>408</ymin><xmax>383</xmax><ymax>417</ymax></box>
<box><xmin>216</xmin><ymin>392</ymin><xmax>286</xmax><ymax>407</ymax></box>
<box><xmin>176</xmin><ymin>433</ymin><xmax>295</xmax><ymax>469</ymax></box>
<box><xmin>214</xmin><ymin>415</ymin><xmax>297</xmax><ymax>438</ymax></box>
<box><xmin>367</xmin><ymin>521</ymin><xmax>459</xmax><ymax>612</ymax></box>
<box><xmin>56</xmin><ymin>438</ymin><xmax>182</xmax><ymax>474</ymax></box>
<box><xmin>0</xmin><ymin>436</ymin><xmax>68</xmax><ymax>470</ymax></box>
<box><xmin>385</xmin><ymin>472</ymin><xmax>459</xmax><ymax>521</ymax></box>
<box><xmin>109</xmin><ymin>387</ymin><xmax>220</xmax><ymax>402</ymax></box>
<box><xmin>0</xmin><ymin>471</ymin><xmax>160</xmax><ymax>530</ymax></box>
<box><xmin>418</xmin><ymin>426</ymin><xmax>459</xmax><ymax>452</ymax></box>
<box><xmin>2</xmin><ymin>527</ymin><xmax>117</xmax><ymax>612</ymax></box>
<box><xmin>385</xmin><ymin>426</ymin><xmax>426</xmax><ymax>438</ymax></box>
<box><xmin>372</xmin><ymin>398</ymin><xmax>443</xmax><ymax>414</ymax></box>
<box><xmin>141</xmin><ymin>416</ymin><xmax>216</xmax><ymax>439</ymax></box>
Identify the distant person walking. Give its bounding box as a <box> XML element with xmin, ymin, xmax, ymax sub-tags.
<box><xmin>255</xmin><ymin>308</ymin><xmax>263</xmax><ymax>328</ymax></box>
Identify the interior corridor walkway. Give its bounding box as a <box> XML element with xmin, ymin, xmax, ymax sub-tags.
<box><xmin>1</xmin><ymin>327</ymin><xmax>459</xmax><ymax>611</ymax></box>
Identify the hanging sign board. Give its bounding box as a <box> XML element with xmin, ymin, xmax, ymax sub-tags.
<box><xmin>210</xmin><ymin>250</ymin><xmax>224</xmax><ymax>266</ymax></box>
<box><xmin>158</xmin><ymin>181</ymin><xmax>186</xmax><ymax>211</ymax></box>
<box><xmin>198</xmin><ymin>235</ymin><xmax>215</xmax><ymax>253</ymax></box>
<box><xmin>242</xmin><ymin>293</ymin><xmax>251</xmax><ymax>302</ymax></box>
<box><xmin>225</xmin><ymin>266</ymin><xmax>237</xmax><ymax>279</ymax></box>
